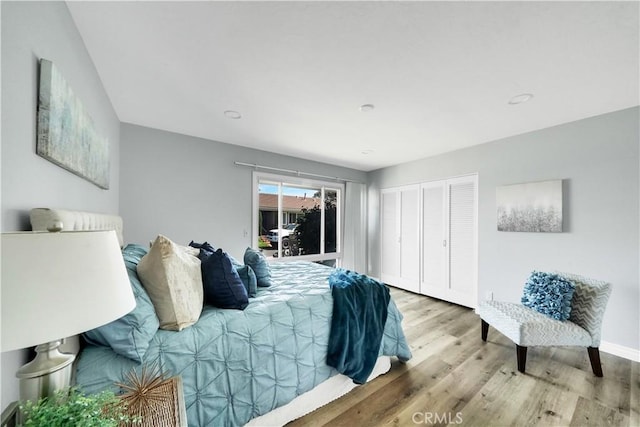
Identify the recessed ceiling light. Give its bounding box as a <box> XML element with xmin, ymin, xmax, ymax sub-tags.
<box><xmin>508</xmin><ymin>93</ymin><xmax>534</xmax><ymax>105</ymax></box>
<box><xmin>360</xmin><ymin>104</ymin><xmax>375</xmax><ymax>112</ymax></box>
<box><xmin>224</xmin><ymin>110</ymin><xmax>242</xmax><ymax>119</ymax></box>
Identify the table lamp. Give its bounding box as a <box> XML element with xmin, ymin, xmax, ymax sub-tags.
<box><xmin>1</xmin><ymin>229</ymin><xmax>135</xmax><ymax>403</ymax></box>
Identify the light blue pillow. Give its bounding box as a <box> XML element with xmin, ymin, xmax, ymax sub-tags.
<box><xmin>83</xmin><ymin>244</ymin><xmax>159</xmax><ymax>362</ymax></box>
<box><xmin>236</xmin><ymin>265</ymin><xmax>258</xmax><ymax>297</ymax></box>
<box><xmin>243</xmin><ymin>247</ymin><xmax>273</xmax><ymax>287</ymax></box>
<box><xmin>521</xmin><ymin>271</ymin><xmax>576</xmax><ymax>321</ymax></box>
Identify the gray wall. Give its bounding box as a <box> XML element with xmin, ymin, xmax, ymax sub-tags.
<box><xmin>119</xmin><ymin>124</ymin><xmax>367</xmax><ymax>261</ymax></box>
<box><xmin>368</xmin><ymin>107</ymin><xmax>640</xmax><ymax>352</ymax></box>
<box><xmin>1</xmin><ymin>1</ymin><xmax>121</xmax><ymax>407</ymax></box>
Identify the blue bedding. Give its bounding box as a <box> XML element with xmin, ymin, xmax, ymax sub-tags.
<box><xmin>76</xmin><ymin>261</ymin><xmax>411</xmax><ymax>426</ymax></box>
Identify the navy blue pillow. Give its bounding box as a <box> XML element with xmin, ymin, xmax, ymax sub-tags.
<box><xmin>236</xmin><ymin>265</ymin><xmax>258</xmax><ymax>298</ymax></box>
<box><xmin>189</xmin><ymin>240</ymin><xmax>215</xmax><ymax>253</ymax></box>
<box><xmin>196</xmin><ymin>247</ymin><xmax>248</xmax><ymax>310</ymax></box>
<box><xmin>521</xmin><ymin>271</ymin><xmax>576</xmax><ymax>321</ymax></box>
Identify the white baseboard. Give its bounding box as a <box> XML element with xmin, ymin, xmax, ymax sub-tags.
<box><xmin>600</xmin><ymin>340</ymin><xmax>640</xmax><ymax>362</ymax></box>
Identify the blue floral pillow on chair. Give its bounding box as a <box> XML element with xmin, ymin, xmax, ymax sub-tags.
<box><xmin>521</xmin><ymin>271</ymin><xmax>576</xmax><ymax>321</ymax></box>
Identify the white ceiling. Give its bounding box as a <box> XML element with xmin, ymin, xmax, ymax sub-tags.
<box><xmin>66</xmin><ymin>1</ymin><xmax>639</xmax><ymax>172</ymax></box>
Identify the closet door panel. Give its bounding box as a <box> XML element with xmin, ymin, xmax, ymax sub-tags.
<box><xmin>399</xmin><ymin>187</ymin><xmax>420</xmax><ymax>293</ymax></box>
<box><xmin>448</xmin><ymin>177</ymin><xmax>477</xmax><ymax>307</ymax></box>
<box><xmin>380</xmin><ymin>190</ymin><xmax>400</xmax><ymax>283</ymax></box>
<box><xmin>421</xmin><ymin>181</ymin><xmax>447</xmax><ymax>298</ymax></box>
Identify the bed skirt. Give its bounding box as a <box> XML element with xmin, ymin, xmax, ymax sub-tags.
<box><xmin>245</xmin><ymin>356</ymin><xmax>391</xmax><ymax>426</ymax></box>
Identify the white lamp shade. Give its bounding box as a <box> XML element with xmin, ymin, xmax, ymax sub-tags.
<box><xmin>1</xmin><ymin>230</ymin><xmax>135</xmax><ymax>352</ymax></box>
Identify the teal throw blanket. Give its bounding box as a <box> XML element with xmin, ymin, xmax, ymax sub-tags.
<box><xmin>327</xmin><ymin>269</ymin><xmax>391</xmax><ymax>384</ymax></box>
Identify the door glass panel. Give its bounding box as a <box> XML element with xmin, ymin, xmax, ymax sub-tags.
<box><xmin>324</xmin><ymin>189</ymin><xmax>338</xmax><ymax>253</ymax></box>
<box><xmin>258</xmin><ymin>182</ymin><xmax>278</xmax><ymax>254</ymax></box>
<box><xmin>292</xmin><ymin>186</ymin><xmax>321</xmax><ymax>256</ymax></box>
<box><xmin>257</xmin><ymin>176</ymin><xmax>341</xmax><ymax>261</ymax></box>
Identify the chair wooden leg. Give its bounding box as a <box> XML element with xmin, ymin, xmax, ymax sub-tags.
<box><xmin>481</xmin><ymin>320</ymin><xmax>489</xmax><ymax>341</ymax></box>
<box><xmin>587</xmin><ymin>347</ymin><xmax>603</xmax><ymax>377</ymax></box>
<box><xmin>516</xmin><ymin>345</ymin><xmax>527</xmax><ymax>373</ymax></box>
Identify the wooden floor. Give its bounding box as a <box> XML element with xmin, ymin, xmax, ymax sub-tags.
<box><xmin>290</xmin><ymin>287</ymin><xmax>639</xmax><ymax>427</ymax></box>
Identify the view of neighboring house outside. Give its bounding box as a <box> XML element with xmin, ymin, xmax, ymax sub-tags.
<box><xmin>259</xmin><ymin>193</ymin><xmax>321</xmax><ymax>235</ymax></box>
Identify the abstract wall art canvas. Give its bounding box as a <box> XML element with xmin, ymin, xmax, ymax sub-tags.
<box><xmin>36</xmin><ymin>59</ymin><xmax>110</xmax><ymax>189</ymax></box>
<box><xmin>496</xmin><ymin>179</ymin><xmax>563</xmax><ymax>232</ymax></box>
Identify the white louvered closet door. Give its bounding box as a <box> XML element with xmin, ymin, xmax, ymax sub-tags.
<box><xmin>420</xmin><ymin>175</ymin><xmax>477</xmax><ymax>308</ymax></box>
<box><xmin>380</xmin><ymin>185</ymin><xmax>420</xmax><ymax>293</ymax></box>
<box><xmin>421</xmin><ymin>180</ymin><xmax>448</xmax><ymax>300</ymax></box>
<box><xmin>399</xmin><ymin>186</ymin><xmax>420</xmax><ymax>293</ymax></box>
<box><xmin>447</xmin><ymin>176</ymin><xmax>477</xmax><ymax>308</ymax></box>
<box><xmin>381</xmin><ymin>190</ymin><xmax>400</xmax><ymax>282</ymax></box>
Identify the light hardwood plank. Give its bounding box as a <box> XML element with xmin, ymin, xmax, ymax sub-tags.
<box><xmin>570</xmin><ymin>396</ymin><xmax>629</xmax><ymax>426</ymax></box>
<box><xmin>629</xmin><ymin>360</ymin><xmax>640</xmax><ymax>427</ymax></box>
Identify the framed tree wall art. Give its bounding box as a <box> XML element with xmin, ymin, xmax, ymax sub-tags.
<box><xmin>36</xmin><ymin>59</ymin><xmax>110</xmax><ymax>189</ymax></box>
<box><xmin>496</xmin><ymin>179</ymin><xmax>563</xmax><ymax>232</ymax></box>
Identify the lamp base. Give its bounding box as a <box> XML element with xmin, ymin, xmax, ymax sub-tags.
<box><xmin>16</xmin><ymin>340</ymin><xmax>75</xmax><ymax>403</ymax></box>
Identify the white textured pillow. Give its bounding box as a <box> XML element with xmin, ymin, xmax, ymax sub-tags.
<box><xmin>137</xmin><ymin>235</ymin><xmax>203</xmax><ymax>331</ymax></box>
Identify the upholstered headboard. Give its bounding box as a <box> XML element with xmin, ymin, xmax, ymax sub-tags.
<box><xmin>30</xmin><ymin>208</ymin><xmax>124</xmax><ymax>246</ymax></box>
<box><xmin>28</xmin><ymin>208</ymin><xmax>125</xmax><ymax>358</ymax></box>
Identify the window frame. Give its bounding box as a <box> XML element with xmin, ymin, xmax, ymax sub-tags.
<box><xmin>252</xmin><ymin>171</ymin><xmax>344</xmax><ymax>263</ymax></box>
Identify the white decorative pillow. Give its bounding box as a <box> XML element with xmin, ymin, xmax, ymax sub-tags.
<box><xmin>137</xmin><ymin>234</ymin><xmax>204</xmax><ymax>331</ymax></box>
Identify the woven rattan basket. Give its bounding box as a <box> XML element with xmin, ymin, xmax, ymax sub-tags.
<box><xmin>120</xmin><ymin>376</ymin><xmax>187</xmax><ymax>427</ymax></box>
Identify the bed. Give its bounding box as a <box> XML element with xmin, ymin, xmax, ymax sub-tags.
<box><xmin>30</xmin><ymin>208</ymin><xmax>412</xmax><ymax>426</ymax></box>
